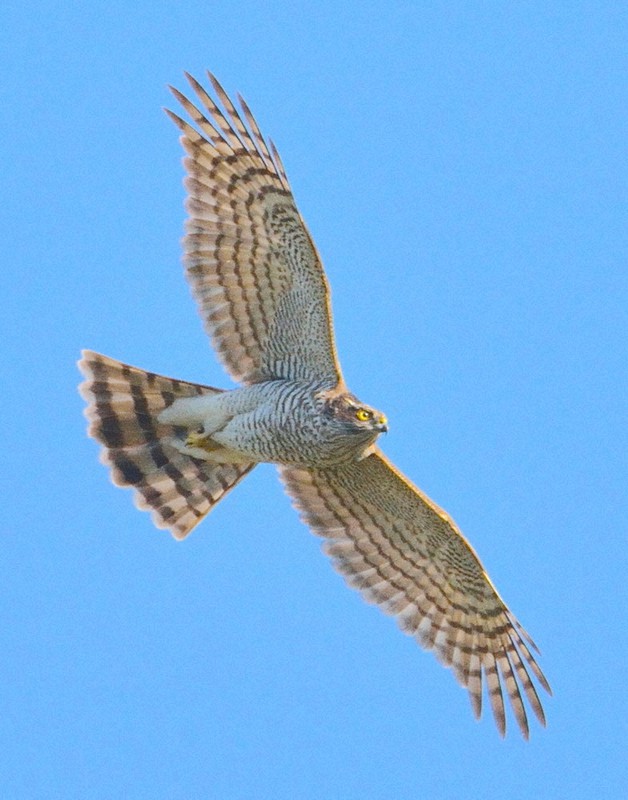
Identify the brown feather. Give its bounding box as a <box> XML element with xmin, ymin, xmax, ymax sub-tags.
<box><xmin>167</xmin><ymin>73</ymin><xmax>343</xmax><ymax>386</ymax></box>
<box><xmin>78</xmin><ymin>351</ymin><xmax>254</xmax><ymax>539</ymax></box>
<box><xmin>280</xmin><ymin>450</ymin><xmax>551</xmax><ymax>737</ymax></box>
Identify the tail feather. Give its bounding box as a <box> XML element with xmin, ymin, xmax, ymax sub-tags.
<box><xmin>78</xmin><ymin>350</ymin><xmax>254</xmax><ymax>539</ymax></box>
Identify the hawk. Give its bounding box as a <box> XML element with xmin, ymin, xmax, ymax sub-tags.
<box><xmin>79</xmin><ymin>72</ymin><xmax>551</xmax><ymax>738</ymax></box>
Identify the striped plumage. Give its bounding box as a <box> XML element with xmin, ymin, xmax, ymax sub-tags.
<box><xmin>166</xmin><ymin>73</ymin><xmax>341</xmax><ymax>387</ymax></box>
<box><xmin>79</xmin><ymin>71</ymin><xmax>551</xmax><ymax>738</ymax></box>
<box><xmin>79</xmin><ymin>351</ymin><xmax>254</xmax><ymax>539</ymax></box>
<box><xmin>281</xmin><ymin>455</ymin><xmax>550</xmax><ymax>736</ymax></box>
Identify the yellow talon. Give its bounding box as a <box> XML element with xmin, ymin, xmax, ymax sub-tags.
<box><xmin>185</xmin><ymin>429</ymin><xmax>220</xmax><ymax>452</ymax></box>
<box><xmin>185</xmin><ymin>430</ymin><xmax>204</xmax><ymax>448</ymax></box>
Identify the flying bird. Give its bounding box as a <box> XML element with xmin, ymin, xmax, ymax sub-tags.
<box><xmin>79</xmin><ymin>71</ymin><xmax>551</xmax><ymax>738</ymax></box>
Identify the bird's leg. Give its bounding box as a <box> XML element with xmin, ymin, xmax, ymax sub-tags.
<box><xmin>159</xmin><ymin>394</ymin><xmax>234</xmax><ymax>454</ymax></box>
<box><xmin>173</xmin><ymin>423</ymin><xmax>252</xmax><ymax>465</ymax></box>
<box><xmin>185</xmin><ymin>426</ymin><xmax>221</xmax><ymax>452</ymax></box>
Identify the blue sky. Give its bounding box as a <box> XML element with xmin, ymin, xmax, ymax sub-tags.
<box><xmin>2</xmin><ymin>2</ymin><xmax>627</xmax><ymax>798</ymax></box>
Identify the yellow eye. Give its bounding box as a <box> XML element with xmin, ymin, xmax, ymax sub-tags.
<box><xmin>355</xmin><ymin>408</ymin><xmax>372</xmax><ymax>422</ymax></box>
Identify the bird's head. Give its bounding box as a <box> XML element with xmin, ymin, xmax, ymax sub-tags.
<box><xmin>323</xmin><ymin>392</ymin><xmax>388</xmax><ymax>438</ymax></box>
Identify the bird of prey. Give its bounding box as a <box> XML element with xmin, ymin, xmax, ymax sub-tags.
<box><xmin>79</xmin><ymin>71</ymin><xmax>551</xmax><ymax>738</ymax></box>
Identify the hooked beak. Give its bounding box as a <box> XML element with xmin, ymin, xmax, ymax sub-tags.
<box><xmin>376</xmin><ymin>416</ymin><xmax>388</xmax><ymax>434</ymax></box>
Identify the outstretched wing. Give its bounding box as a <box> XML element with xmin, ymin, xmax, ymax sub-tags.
<box><xmin>166</xmin><ymin>72</ymin><xmax>343</xmax><ymax>387</ymax></box>
<box><xmin>280</xmin><ymin>451</ymin><xmax>551</xmax><ymax>738</ymax></box>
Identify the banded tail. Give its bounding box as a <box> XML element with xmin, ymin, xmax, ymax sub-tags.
<box><xmin>78</xmin><ymin>351</ymin><xmax>255</xmax><ymax>539</ymax></box>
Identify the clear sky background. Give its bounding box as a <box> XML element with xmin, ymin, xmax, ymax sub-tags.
<box><xmin>2</xmin><ymin>2</ymin><xmax>627</xmax><ymax>798</ymax></box>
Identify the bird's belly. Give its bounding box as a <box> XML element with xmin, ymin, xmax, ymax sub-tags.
<box><xmin>164</xmin><ymin>381</ymin><xmax>375</xmax><ymax>467</ymax></box>
<box><xmin>212</xmin><ymin>414</ymin><xmax>370</xmax><ymax>468</ymax></box>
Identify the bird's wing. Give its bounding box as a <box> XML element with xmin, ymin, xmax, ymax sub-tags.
<box><xmin>280</xmin><ymin>450</ymin><xmax>551</xmax><ymax>738</ymax></box>
<box><xmin>166</xmin><ymin>72</ymin><xmax>343</xmax><ymax>387</ymax></box>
